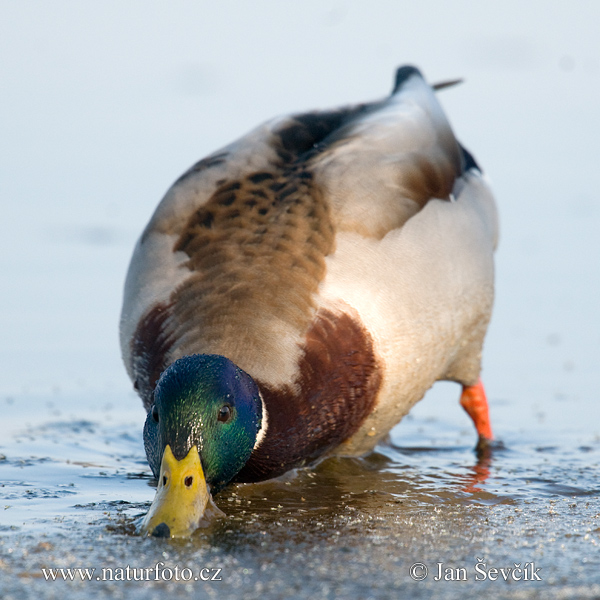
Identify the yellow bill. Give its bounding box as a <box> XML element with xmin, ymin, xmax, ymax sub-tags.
<box><xmin>140</xmin><ymin>444</ymin><xmax>211</xmax><ymax>538</ymax></box>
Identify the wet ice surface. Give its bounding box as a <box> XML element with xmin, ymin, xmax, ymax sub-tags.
<box><xmin>2</xmin><ymin>2</ymin><xmax>600</xmax><ymax>599</ymax></box>
<box><xmin>1</xmin><ymin>387</ymin><xmax>599</xmax><ymax>600</ymax></box>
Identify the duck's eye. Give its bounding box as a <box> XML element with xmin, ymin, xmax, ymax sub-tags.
<box><xmin>151</xmin><ymin>404</ymin><xmax>159</xmax><ymax>423</ymax></box>
<box><xmin>217</xmin><ymin>405</ymin><xmax>232</xmax><ymax>423</ymax></box>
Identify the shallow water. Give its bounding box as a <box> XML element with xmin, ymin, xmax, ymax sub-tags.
<box><xmin>1</xmin><ymin>385</ymin><xmax>599</xmax><ymax>599</ymax></box>
<box><xmin>2</xmin><ymin>2</ymin><xmax>600</xmax><ymax>599</ymax></box>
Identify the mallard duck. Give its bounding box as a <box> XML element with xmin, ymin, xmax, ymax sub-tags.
<box><xmin>120</xmin><ymin>66</ymin><xmax>498</xmax><ymax>538</ymax></box>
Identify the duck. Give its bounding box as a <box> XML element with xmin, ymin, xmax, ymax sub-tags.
<box><xmin>119</xmin><ymin>65</ymin><xmax>498</xmax><ymax>538</ymax></box>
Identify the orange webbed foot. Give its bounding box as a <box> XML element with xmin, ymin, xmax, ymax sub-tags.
<box><xmin>460</xmin><ymin>378</ymin><xmax>493</xmax><ymax>445</ymax></box>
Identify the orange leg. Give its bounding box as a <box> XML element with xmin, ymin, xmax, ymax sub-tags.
<box><xmin>460</xmin><ymin>378</ymin><xmax>493</xmax><ymax>441</ymax></box>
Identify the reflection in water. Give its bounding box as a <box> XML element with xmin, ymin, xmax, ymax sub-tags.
<box><xmin>191</xmin><ymin>440</ymin><xmax>517</xmax><ymax>552</ymax></box>
<box><xmin>462</xmin><ymin>453</ymin><xmax>491</xmax><ymax>494</ymax></box>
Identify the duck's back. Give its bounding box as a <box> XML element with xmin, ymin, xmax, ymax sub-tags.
<box><xmin>120</xmin><ymin>66</ymin><xmax>498</xmax><ymax>464</ymax></box>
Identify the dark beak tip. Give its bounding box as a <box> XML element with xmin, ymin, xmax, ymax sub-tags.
<box><xmin>151</xmin><ymin>523</ymin><xmax>171</xmax><ymax>538</ymax></box>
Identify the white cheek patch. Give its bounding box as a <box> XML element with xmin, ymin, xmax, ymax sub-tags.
<box><xmin>253</xmin><ymin>392</ymin><xmax>269</xmax><ymax>451</ymax></box>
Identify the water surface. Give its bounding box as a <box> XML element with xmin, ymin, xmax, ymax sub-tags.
<box><xmin>1</xmin><ymin>385</ymin><xmax>599</xmax><ymax>599</ymax></box>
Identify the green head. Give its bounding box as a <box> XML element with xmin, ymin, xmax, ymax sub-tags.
<box><xmin>143</xmin><ymin>354</ymin><xmax>262</xmax><ymax>493</ymax></box>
